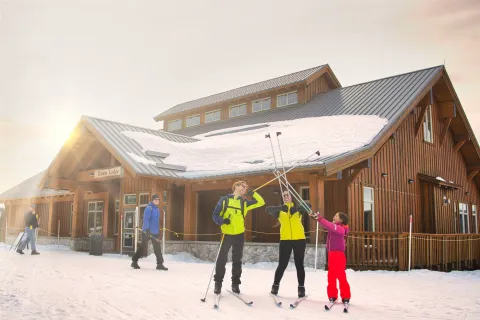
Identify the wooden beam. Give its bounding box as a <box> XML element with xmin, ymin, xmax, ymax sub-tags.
<box><xmin>467</xmin><ymin>170</ymin><xmax>479</xmax><ymax>181</ymax></box>
<box><xmin>440</xmin><ymin>118</ymin><xmax>452</xmax><ymax>145</ymax></box>
<box><xmin>349</xmin><ymin>168</ymin><xmax>363</xmax><ymax>183</ymax></box>
<box><xmin>72</xmin><ymin>186</ymin><xmax>85</xmax><ymax>238</ymax></box>
<box><xmin>415</xmin><ymin>104</ymin><xmax>429</xmax><ymax>136</ymax></box>
<box><xmin>308</xmin><ymin>173</ymin><xmax>319</xmax><ymax>244</ymax></box>
<box><xmin>453</xmin><ymin>140</ymin><xmax>466</xmax><ymax>152</ymax></box>
<box><xmin>45</xmin><ymin>178</ymin><xmax>78</xmax><ymax>191</ymax></box>
<box><xmin>47</xmin><ymin>198</ymin><xmax>55</xmax><ymax>236</ymax></box>
<box><xmin>349</xmin><ymin>158</ymin><xmax>372</xmax><ymax>170</ymax></box>
<box><xmin>467</xmin><ymin>164</ymin><xmax>480</xmax><ymax>171</ymax></box>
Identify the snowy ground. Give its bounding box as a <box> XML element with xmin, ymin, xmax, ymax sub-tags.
<box><xmin>1</xmin><ymin>243</ymin><xmax>479</xmax><ymax>320</ymax></box>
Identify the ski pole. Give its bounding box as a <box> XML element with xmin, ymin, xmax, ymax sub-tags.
<box><xmin>273</xmin><ymin>171</ymin><xmax>312</xmax><ymax>214</ymax></box>
<box><xmin>201</xmin><ymin>233</ymin><xmax>225</xmax><ymax>302</ymax></box>
<box><xmin>134</xmin><ymin>226</ymin><xmax>161</xmax><ymax>243</ymax></box>
<box><xmin>253</xmin><ymin>150</ymin><xmax>321</xmax><ymax>192</ymax></box>
<box><xmin>265</xmin><ymin>133</ymin><xmax>285</xmax><ymax>196</ymax></box>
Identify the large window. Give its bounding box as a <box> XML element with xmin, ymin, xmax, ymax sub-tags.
<box><xmin>114</xmin><ymin>199</ymin><xmax>119</xmax><ymax>236</ymax></box>
<box><xmin>168</xmin><ymin>119</ymin><xmax>182</xmax><ymax>131</ymax></box>
<box><xmin>205</xmin><ymin>109</ymin><xmax>221</xmax><ymax>123</ymax></box>
<box><xmin>423</xmin><ymin>105</ymin><xmax>433</xmax><ymax>143</ymax></box>
<box><xmin>186</xmin><ymin>115</ymin><xmax>200</xmax><ymax>127</ymax></box>
<box><xmin>252</xmin><ymin>98</ymin><xmax>271</xmax><ymax>112</ymax></box>
<box><xmin>473</xmin><ymin>205</ymin><xmax>478</xmax><ymax>234</ymax></box>
<box><xmin>459</xmin><ymin>202</ymin><xmax>469</xmax><ymax>233</ymax></box>
<box><xmin>229</xmin><ymin>103</ymin><xmax>247</xmax><ymax>118</ymax></box>
<box><xmin>87</xmin><ymin>201</ymin><xmax>104</xmax><ymax>233</ymax></box>
<box><xmin>363</xmin><ymin>186</ymin><xmax>375</xmax><ymax>231</ymax></box>
<box><xmin>277</xmin><ymin>91</ymin><xmax>298</xmax><ymax>107</ymax></box>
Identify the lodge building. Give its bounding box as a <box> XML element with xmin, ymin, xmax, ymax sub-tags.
<box><xmin>1</xmin><ymin>64</ymin><xmax>479</xmax><ymax>271</ymax></box>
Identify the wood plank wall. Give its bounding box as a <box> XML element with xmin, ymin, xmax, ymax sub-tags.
<box><xmin>348</xmin><ymin>99</ymin><xmax>480</xmax><ymax>233</ymax></box>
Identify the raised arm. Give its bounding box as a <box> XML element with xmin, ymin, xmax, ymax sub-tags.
<box><xmin>318</xmin><ymin>217</ymin><xmax>347</xmax><ymax>235</ymax></box>
<box><xmin>245</xmin><ymin>191</ymin><xmax>265</xmax><ymax>211</ymax></box>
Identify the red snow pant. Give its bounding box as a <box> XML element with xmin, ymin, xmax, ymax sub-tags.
<box><xmin>327</xmin><ymin>251</ymin><xmax>351</xmax><ymax>300</ymax></box>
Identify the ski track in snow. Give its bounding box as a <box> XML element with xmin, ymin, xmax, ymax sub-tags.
<box><xmin>1</xmin><ymin>243</ymin><xmax>480</xmax><ymax>320</ymax></box>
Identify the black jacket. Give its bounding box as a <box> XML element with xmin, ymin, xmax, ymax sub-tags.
<box><xmin>24</xmin><ymin>212</ymin><xmax>39</xmax><ymax>229</ymax></box>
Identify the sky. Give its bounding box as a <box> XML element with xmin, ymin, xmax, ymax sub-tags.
<box><xmin>0</xmin><ymin>0</ymin><xmax>479</xmax><ymax>194</ymax></box>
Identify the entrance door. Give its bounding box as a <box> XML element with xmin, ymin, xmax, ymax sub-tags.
<box><xmin>122</xmin><ymin>208</ymin><xmax>137</xmax><ymax>253</ymax></box>
<box><xmin>420</xmin><ymin>181</ymin><xmax>436</xmax><ymax>233</ymax></box>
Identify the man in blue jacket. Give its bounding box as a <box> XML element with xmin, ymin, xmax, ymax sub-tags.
<box><xmin>131</xmin><ymin>194</ymin><xmax>168</xmax><ymax>270</ymax></box>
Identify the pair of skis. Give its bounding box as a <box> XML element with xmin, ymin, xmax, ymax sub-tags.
<box><xmin>270</xmin><ymin>293</ymin><xmax>308</xmax><ymax>309</ymax></box>
<box><xmin>212</xmin><ymin>290</ymin><xmax>253</xmax><ymax>309</ymax></box>
<box><xmin>325</xmin><ymin>300</ymin><xmax>350</xmax><ymax>313</ymax></box>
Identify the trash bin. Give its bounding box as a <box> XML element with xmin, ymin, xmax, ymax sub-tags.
<box><xmin>89</xmin><ymin>233</ymin><xmax>104</xmax><ymax>256</ymax></box>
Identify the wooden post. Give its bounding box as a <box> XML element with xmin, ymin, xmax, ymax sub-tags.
<box><xmin>102</xmin><ymin>191</ymin><xmax>110</xmax><ymax>239</ymax></box>
<box><xmin>183</xmin><ymin>184</ymin><xmax>197</xmax><ymax>241</ymax></box>
<box><xmin>166</xmin><ymin>184</ymin><xmax>173</xmax><ymax>241</ymax></box>
<box><xmin>308</xmin><ymin>173</ymin><xmax>319</xmax><ymax>244</ymax></box>
<box><xmin>72</xmin><ymin>186</ymin><xmax>85</xmax><ymax>239</ymax></box>
<box><xmin>47</xmin><ymin>198</ymin><xmax>55</xmax><ymax>236</ymax></box>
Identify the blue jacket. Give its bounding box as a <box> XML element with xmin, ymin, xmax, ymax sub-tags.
<box><xmin>142</xmin><ymin>202</ymin><xmax>161</xmax><ymax>235</ymax></box>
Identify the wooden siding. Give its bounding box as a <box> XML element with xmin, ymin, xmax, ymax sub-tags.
<box><xmin>54</xmin><ymin>202</ymin><xmax>73</xmax><ymax>237</ymax></box>
<box><xmin>348</xmin><ymin>98</ymin><xmax>480</xmax><ymax>234</ymax></box>
<box><xmin>305</xmin><ymin>75</ymin><xmax>331</xmax><ymax>103</ymax></box>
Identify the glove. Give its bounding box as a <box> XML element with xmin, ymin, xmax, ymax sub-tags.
<box><xmin>223</xmin><ymin>218</ymin><xmax>231</xmax><ymax>225</ymax></box>
<box><xmin>290</xmin><ymin>206</ymin><xmax>298</xmax><ymax>214</ymax></box>
<box><xmin>246</xmin><ymin>190</ymin><xmax>254</xmax><ymax>197</ymax></box>
<box><xmin>281</xmin><ymin>204</ymin><xmax>288</xmax><ymax>212</ymax></box>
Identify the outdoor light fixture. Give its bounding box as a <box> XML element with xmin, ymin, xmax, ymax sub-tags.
<box><xmin>381</xmin><ymin>173</ymin><xmax>388</xmax><ymax>178</ymax></box>
<box><xmin>408</xmin><ymin>179</ymin><xmax>414</xmax><ymax>184</ymax></box>
<box><xmin>465</xmin><ymin>191</ymin><xmax>470</xmax><ymax>196</ymax></box>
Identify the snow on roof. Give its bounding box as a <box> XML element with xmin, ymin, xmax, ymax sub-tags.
<box><xmin>121</xmin><ymin>115</ymin><xmax>388</xmax><ymax>179</ymax></box>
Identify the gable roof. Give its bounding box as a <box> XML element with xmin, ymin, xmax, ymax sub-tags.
<box><xmin>0</xmin><ymin>171</ymin><xmax>71</xmax><ymax>202</ymax></box>
<box><xmin>174</xmin><ymin>66</ymin><xmax>444</xmax><ymax>138</ymax></box>
<box><xmin>154</xmin><ymin>64</ymin><xmax>332</xmax><ymax>120</ymax></box>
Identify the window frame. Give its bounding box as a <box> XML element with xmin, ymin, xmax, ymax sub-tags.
<box><xmin>168</xmin><ymin>119</ymin><xmax>182</xmax><ymax>131</ymax></box>
<box><xmin>423</xmin><ymin>104</ymin><xmax>433</xmax><ymax>143</ymax></box>
<box><xmin>252</xmin><ymin>98</ymin><xmax>271</xmax><ymax>113</ymax></box>
<box><xmin>205</xmin><ymin>109</ymin><xmax>221</xmax><ymax>123</ymax></box>
<box><xmin>459</xmin><ymin>202</ymin><xmax>469</xmax><ymax>234</ymax></box>
<box><xmin>186</xmin><ymin>114</ymin><xmax>201</xmax><ymax>127</ymax></box>
<box><xmin>277</xmin><ymin>91</ymin><xmax>298</xmax><ymax>108</ymax></box>
<box><xmin>86</xmin><ymin>201</ymin><xmax>104</xmax><ymax>234</ymax></box>
<box><xmin>472</xmin><ymin>204</ymin><xmax>478</xmax><ymax>234</ymax></box>
<box><xmin>229</xmin><ymin>103</ymin><xmax>247</xmax><ymax>118</ymax></box>
<box><xmin>363</xmin><ymin>186</ymin><xmax>375</xmax><ymax>232</ymax></box>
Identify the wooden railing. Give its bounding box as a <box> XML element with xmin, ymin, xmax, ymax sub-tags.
<box><xmin>346</xmin><ymin>232</ymin><xmax>400</xmax><ymax>270</ymax></box>
<box><xmin>345</xmin><ymin>232</ymin><xmax>480</xmax><ymax>271</ymax></box>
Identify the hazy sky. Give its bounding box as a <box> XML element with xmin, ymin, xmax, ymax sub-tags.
<box><xmin>1</xmin><ymin>0</ymin><xmax>479</xmax><ymax>194</ymax></box>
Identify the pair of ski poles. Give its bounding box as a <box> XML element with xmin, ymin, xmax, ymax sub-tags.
<box><xmin>201</xmin><ymin>133</ymin><xmax>321</xmax><ymax>302</ymax></box>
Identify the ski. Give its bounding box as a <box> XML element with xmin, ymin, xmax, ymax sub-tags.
<box><xmin>324</xmin><ymin>301</ymin><xmax>335</xmax><ymax>311</ymax></box>
<box><xmin>289</xmin><ymin>295</ymin><xmax>307</xmax><ymax>309</ymax></box>
<box><xmin>213</xmin><ymin>294</ymin><xmax>221</xmax><ymax>309</ymax></box>
<box><xmin>343</xmin><ymin>301</ymin><xmax>349</xmax><ymax>313</ymax></box>
<box><xmin>226</xmin><ymin>290</ymin><xmax>253</xmax><ymax>306</ymax></box>
<box><xmin>269</xmin><ymin>293</ymin><xmax>282</xmax><ymax>307</ymax></box>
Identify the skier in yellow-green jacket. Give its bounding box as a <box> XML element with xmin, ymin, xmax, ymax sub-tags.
<box><xmin>266</xmin><ymin>190</ymin><xmax>311</xmax><ymax>298</ymax></box>
<box><xmin>212</xmin><ymin>180</ymin><xmax>265</xmax><ymax>295</ymax></box>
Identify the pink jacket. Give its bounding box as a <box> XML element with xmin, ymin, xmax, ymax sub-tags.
<box><xmin>318</xmin><ymin>217</ymin><xmax>349</xmax><ymax>252</ymax></box>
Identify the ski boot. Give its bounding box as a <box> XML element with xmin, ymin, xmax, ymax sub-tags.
<box><xmin>156</xmin><ymin>263</ymin><xmax>168</xmax><ymax>271</ymax></box>
<box><xmin>271</xmin><ymin>284</ymin><xmax>279</xmax><ymax>295</ymax></box>
<box><xmin>214</xmin><ymin>282</ymin><xmax>222</xmax><ymax>294</ymax></box>
<box><xmin>232</xmin><ymin>283</ymin><xmax>240</xmax><ymax>294</ymax></box>
<box><xmin>298</xmin><ymin>285</ymin><xmax>306</xmax><ymax>298</ymax></box>
<box><xmin>131</xmin><ymin>260</ymin><xmax>140</xmax><ymax>269</ymax></box>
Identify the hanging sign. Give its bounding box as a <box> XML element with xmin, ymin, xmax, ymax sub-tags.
<box><xmin>94</xmin><ymin>166</ymin><xmax>123</xmax><ymax>179</ymax></box>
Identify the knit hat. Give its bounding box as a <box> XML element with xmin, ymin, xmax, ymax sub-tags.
<box><xmin>152</xmin><ymin>194</ymin><xmax>160</xmax><ymax>201</ymax></box>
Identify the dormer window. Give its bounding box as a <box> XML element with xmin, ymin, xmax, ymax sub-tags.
<box><xmin>252</xmin><ymin>98</ymin><xmax>271</xmax><ymax>112</ymax></box>
<box><xmin>277</xmin><ymin>91</ymin><xmax>298</xmax><ymax>107</ymax></box>
<box><xmin>168</xmin><ymin>119</ymin><xmax>182</xmax><ymax>131</ymax></box>
<box><xmin>186</xmin><ymin>115</ymin><xmax>200</xmax><ymax>127</ymax></box>
<box><xmin>230</xmin><ymin>103</ymin><xmax>247</xmax><ymax>118</ymax></box>
<box><xmin>205</xmin><ymin>109</ymin><xmax>221</xmax><ymax>123</ymax></box>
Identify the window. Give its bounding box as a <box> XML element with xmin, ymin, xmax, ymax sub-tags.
<box><xmin>139</xmin><ymin>193</ymin><xmax>150</xmax><ymax>220</ymax></box>
<box><xmin>423</xmin><ymin>105</ymin><xmax>433</xmax><ymax>143</ymax></box>
<box><xmin>473</xmin><ymin>205</ymin><xmax>478</xmax><ymax>234</ymax></box>
<box><xmin>168</xmin><ymin>119</ymin><xmax>182</xmax><ymax>131</ymax></box>
<box><xmin>114</xmin><ymin>199</ymin><xmax>119</xmax><ymax>235</ymax></box>
<box><xmin>186</xmin><ymin>115</ymin><xmax>200</xmax><ymax>127</ymax></box>
<box><xmin>277</xmin><ymin>91</ymin><xmax>298</xmax><ymax>108</ymax></box>
<box><xmin>205</xmin><ymin>110</ymin><xmax>221</xmax><ymax>123</ymax></box>
<box><xmin>124</xmin><ymin>194</ymin><xmax>137</xmax><ymax>205</ymax></box>
<box><xmin>459</xmin><ymin>202</ymin><xmax>469</xmax><ymax>233</ymax></box>
<box><xmin>252</xmin><ymin>98</ymin><xmax>271</xmax><ymax>112</ymax></box>
<box><xmin>229</xmin><ymin>103</ymin><xmax>247</xmax><ymax>118</ymax></box>
<box><xmin>363</xmin><ymin>187</ymin><xmax>375</xmax><ymax>231</ymax></box>
<box><xmin>87</xmin><ymin>201</ymin><xmax>104</xmax><ymax>233</ymax></box>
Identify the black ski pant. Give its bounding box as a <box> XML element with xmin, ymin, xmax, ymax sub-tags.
<box><xmin>214</xmin><ymin>233</ymin><xmax>244</xmax><ymax>284</ymax></box>
<box><xmin>132</xmin><ymin>233</ymin><xmax>164</xmax><ymax>265</ymax></box>
<box><xmin>273</xmin><ymin>239</ymin><xmax>306</xmax><ymax>286</ymax></box>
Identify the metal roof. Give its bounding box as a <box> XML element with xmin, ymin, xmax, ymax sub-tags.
<box><xmin>84</xmin><ymin>116</ymin><xmax>198</xmax><ymax>178</ymax></box>
<box><xmin>174</xmin><ymin>66</ymin><xmax>444</xmax><ymax>140</ymax></box>
<box><xmin>0</xmin><ymin>171</ymin><xmax>71</xmax><ymax>201</ymax></box>
<box><xmin>154</xmin><ymin>65</ymin><xmax>327</xmax><ymax>119</ymax></box>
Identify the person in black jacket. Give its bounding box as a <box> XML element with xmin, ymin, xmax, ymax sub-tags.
<box><xmin>17</xmin><ymin>204</ymin><xmax>40</xmax><ymax>255</ymax></box>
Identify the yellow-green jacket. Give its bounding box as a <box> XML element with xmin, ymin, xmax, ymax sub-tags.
<box><xmin>266</xmin><ymin>202</ymin><xmax>306</xmax><ymax>240</ymax></box>
<box><xmin>212</xmin><ymin>192</ymin><xmax>265</xmax><ymax>235</ymax></box>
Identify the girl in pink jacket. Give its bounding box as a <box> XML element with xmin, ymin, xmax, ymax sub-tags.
<box><xmin>314</xmin><ymin>211</ymin><xmax>351</xmax><ymax>304</ymax></box>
